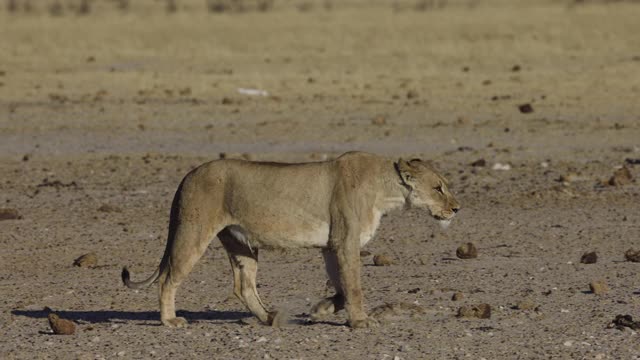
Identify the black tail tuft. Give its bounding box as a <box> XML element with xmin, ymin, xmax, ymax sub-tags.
<box><xmin>121</xmin><ymin>267</ymin><xmax>130</xmax><ymax>286</ymax></box>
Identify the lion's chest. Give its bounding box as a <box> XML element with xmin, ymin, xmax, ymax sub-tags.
<box><xmin>359</xmin><ymin>209</ymin><xmax>382</xmax><ymax>247</ymax></box>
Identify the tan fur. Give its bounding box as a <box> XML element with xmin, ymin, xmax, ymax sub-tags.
<box><xmin>122</xmin><ymin>151</ymin><xmax>460</xmax><ymax>328</ymax></box>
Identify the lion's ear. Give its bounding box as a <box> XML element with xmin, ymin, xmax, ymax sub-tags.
<box><xmin>395</xmin><ymin>158</ymin><xmax>416</xmax><ymax>188</ymax></box>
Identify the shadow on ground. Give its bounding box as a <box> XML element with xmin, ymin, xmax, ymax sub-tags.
<box><xmin>12</xmin><ymin>309</ymin><xmax>250</xmax><ymax>325</ymax></box>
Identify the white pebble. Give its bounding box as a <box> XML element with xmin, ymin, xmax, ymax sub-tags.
<box><xmin>256</xmin><ymin>336</ymin><xmax>268</xmax><ymax>343</ymax></box>
<box><xmin>117</xmin><ymin>351</ymin><xmax>126</xmax><ymax>357</ymax></box>
<box><xmin>563</xmin><ymin>340</ymin><xmax>574</xmax><ymax>347</ymax></box>
<box><xmin>492</xmin><ymin>163</ymin><xmax>511</xmax><ymax>171</ymax></box>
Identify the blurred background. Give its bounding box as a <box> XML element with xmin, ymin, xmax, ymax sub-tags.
<box><xmin>1</xmin><ymin>0</ymin><xmax>639</xmax><ymax>159</ymax></box>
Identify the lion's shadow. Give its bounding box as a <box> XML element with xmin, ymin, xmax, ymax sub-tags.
<box><xmin>11</xmin><ymin>308</ymin><xmax>251</xmax><ymax>325</ymax></box>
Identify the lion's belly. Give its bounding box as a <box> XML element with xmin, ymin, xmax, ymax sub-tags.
<box><xmin>244</xmin><ymin>222</ymin><xmax>331</xmax><ymax>249</ymax></box>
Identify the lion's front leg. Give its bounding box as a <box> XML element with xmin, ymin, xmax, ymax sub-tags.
<box><xmin>330</xmin><ymin>214</ymin><xmax>378</xmax><ymax>329</ymax></box>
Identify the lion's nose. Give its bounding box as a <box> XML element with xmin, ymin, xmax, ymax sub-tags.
<box><xmin>452</xmin><ymin>207</ymin><xmax>460</xmax><ymax>213</ymax></box>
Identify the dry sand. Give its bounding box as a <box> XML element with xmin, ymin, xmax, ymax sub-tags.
<box><xmin>1</xmin><ymin>1</ymin><xmax>639</xmax><ymax>359</ymax></box>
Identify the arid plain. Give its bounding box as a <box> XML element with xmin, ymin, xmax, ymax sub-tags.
<box><xmin>1</xmin><ymin>1</ymin><xmax>639</xmax><ymax>359</ymax></box>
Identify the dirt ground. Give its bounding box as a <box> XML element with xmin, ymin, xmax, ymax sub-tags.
<box><xmin>1</xmin><ymin>0</ymin><xmax>640</xmax><ymax>359</ymax></box>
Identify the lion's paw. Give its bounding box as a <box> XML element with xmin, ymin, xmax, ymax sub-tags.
<box><xmin>162</xmin><ymin>316</ymin><xmax>188</xmax><ymax>328</ymax></box>
<box><xmin>268</xmin><ymin>310</ymin><xmax>289</xmax><ymax>328</ymax></box>
<box><xmin>310</xmin><ymin>298</ymin><xmax>336</xmax><ymax>321</ymax></box>
<box><xmin>349</xmin><ymin>317</ymin><xmax>379</xmax><ymax>329</ymax></box>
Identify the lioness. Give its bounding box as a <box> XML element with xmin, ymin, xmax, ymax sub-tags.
<box><xmin>122</xmin><ymin>151</ymin><xmax>459</xmax><ymax>328</ymax></box>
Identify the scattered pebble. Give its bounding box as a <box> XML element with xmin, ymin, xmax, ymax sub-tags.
<box><xmin>48</xmin><ymin>313</ymin><xmax>76</xmax><ymax>335</ymax></box>
<box><xmin>589</xmin><ymin>280</ymin><xmax>609</xmax><ymax>295</ymax></box>
<box><xmin>73</xmin><ymin>253</ymin><xmax>98</xmax><ymax>268</ymax></box>
<box><xmin>559</xmin><ymin>172</ymin><xmax>580</xmax><ymax>184</ymax></box>
<box><xmin>456</xmin><ymin>242</ymin><xmax>478</xmax><ymax>259</ymax></box>
<box><xmin>608</xmin><ymin>166</ymin><xmax>633</xmax><ymax>186</ymax></box>
<box><xmin>518</xmin><ymin>103</ymin><xmax>534</xmax><ymax>114</ymax></box>
<box><xmin>470</xmin><ymin>159</ymin><xmax>486</xmax><ymax>167</ymax></box>
<box><xmin>406</xmin><ymin>90</ymin><xmax>419</xmax><ymax>99</ymax></box>
<box><xmin>373</xmin><ymin>254</ymin><xmax>393</xmax><ymax>266</ymax></box>
<box><xmin>580</xmin><ymin>251</ymin><xmax>598</xmax><ymax>264</ymax></box>
<box><xmin>514</xmin><ymin>299</ymin><xmax>536</xmax><ymax>311</ymax></box>
<box><xmin>624</xmin><ymin>249</ymin><xmax>640</xmax><ymax>263</ymax></box>
<box><xmin>457</xmin><ymin>304</ymin><xmax>491</xmax><ymax>319</ymax></box>
<box><xmin>452</xmin><ymin>292</ymin><xmax>464</xmax><ymax>301</ymax></box>
<box><xmin>0</xmin><ymin>208</ymin><xmax>22</xmax><ymax>220</ymax></box>
<box><xmin>369</xmin><ymin>302</ymin><xmax>426</xmax><ymax>320</ymax></box>
<box><xmin>97</xmin><ymin>204</ymin><xmax>122</xmax><ymax>213</ymax></box>
<box><xmin>371</xmin><ymin>116</ymin><xmax>386</xmax><ymax>126</ymax></box>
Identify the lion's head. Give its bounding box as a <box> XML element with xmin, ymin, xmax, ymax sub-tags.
<box><xmin>395</xmin><ymin>158</ymin><xmax>460</xmax><ymax>227</ymax></box>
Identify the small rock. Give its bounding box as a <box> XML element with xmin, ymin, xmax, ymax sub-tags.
<box><xmin>407</xmin><ymin>288</ymin><xmax>420</xmax><ymax>294</ymax></box>
<box><xmin>406</xmin><ymin>90</ymin><xmax>419</xmax><ymax>99</ymax></box>
<box><xmin>470</xmin><ymin>159</ymin><xmax>486</xmax><ymax>167</ymax></box>
<box><xmin>373</xmin><ymin>254</ymin><xmax>393</xmax><ymax>266</ymax></box>
<box><xmin>559</xmin><ymin>172</ymin><xmax>580</xmax><ymax>184</ymax></box>
<box><xmin>0</xmin><ymin>208</ymin><xmax>22</xmax><ymax>220</ymax></box>
<box><xmin>608</xmin><ymin>166</ymin><xmax>633</xmax><ymax>186</ymax></box>
<box><xmin>371</xmin><ymin>116</ymin><xmax>386</xmax><ymax>126</ymax></box>
<box><xmin>580</xmin><ymin>251</ymin><xmax>598</xmax><ymax>264</ymax></box>
<box><xmin>221</xmin><ymin>97</ymin><xmax>233</xmax><ymax>105</ymax></box>
<box><xmin>452</xmin><ymin>292</ymin><xmax>464</xmax><ymax>301</ymax></box>
<box><xmin>97</xmin><ymin>204</ymin><xmax>121</xmax><ymax>213</ymax></box>
<box><xmin>457</xmin><ymin>304</ymin><xmax>491</xmax><ymax>319</ymax></box>
<box><xmin>518</xmin><ymin>103</ymin><xmax>534</xmax><ymax>114</ymax></box>
<box><xmin>73</xmin><ymin>253</ymin><xmax>98</xmax><ymax>268</ymax></box>
<box><xmin>48</xmin><ymin>313</ymin><xmax>76</xmax><ymax>335</ymax></box>
<box><xmin>589</xmin><ymin>280</ymin><xmax>609</xmax><ymax>295</ymax></box>
<box><xmin>515</xmin><ymin>299</ymin><xmax>536</xmax><ymax>310</ymax></box>
<box><xmin>456</xmin><ymin>243</ymin><xmax>478</xmax><ymax>259</ymax></box>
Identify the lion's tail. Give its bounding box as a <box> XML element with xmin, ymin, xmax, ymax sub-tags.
<box><xmin>121</xmin><ymin>177</ymin><xmax>186</xmax><ymax>290</ymax></box>
<box><xmin>121</xmin><ymin>266</ymin><xmax>161</xmax><ymax>289</ymax></box>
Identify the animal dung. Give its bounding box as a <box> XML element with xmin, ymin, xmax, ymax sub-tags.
<box><xmin>607</xmin><ymin>315</ymin><xmax>640</xmax><ymax>331</ymax></box>
<box><xmin>373</xmin><ymin>254</ymin><xmax>393</xmax><ymax>266</ymax></box>
<box><xmin>457</xmin><ymin>304</ymin><xmax>491</xmax><ymax>319</ymax></box>
<box><xmin>0</xmin><ymin>208</ymin><xmax>22</xmax><ymax>220</ymax></box>
<box><xmin>624</xmin><ymin>249</ymin><xmax>640</xmax><ymax>262</ymax></box>
<box><xmin>456</xmin><ymin>242</ymin><xmax>478</xmax><ymax>259</ymax></box>
<box><xmin>589</xmin><ymin>280</ymin><xmax>609</xmax><ymax>295</ymax></box>
<box><xmin>518</xmin><ymin>103</ymin><xmax>534</xmax><ymax>114</ymax></box>
<box><xmin>48</xmin><ymin>313</ymin><xmax>76</xmax><ymax>335</ymax></box>
<box><xmin>73</xmin><ymin>253</ymin><xmax>98</xmax><ymax>268</ymax></box>
<box><xmin>608</xmin><ymin>166</ymin><xmax>633</xmax><ymax>186</ymax></box>
<box><xmin>580</xmin><ymin>251</ymin><xmax>598</xmax><ymax>264</ymax></box>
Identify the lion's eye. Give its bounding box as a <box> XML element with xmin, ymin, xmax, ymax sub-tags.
<box><xmin>434</xmin><ymin>185</ymin><xmax>444</xmax><ymax>194</ymax></box>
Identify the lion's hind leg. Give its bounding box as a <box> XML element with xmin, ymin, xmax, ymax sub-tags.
<box><xmin>310</xmin><ymin>249</ymin><xmax>345</xmax><ymax>321</ymax></box>
<box><xmin>159</xmin><ymin>222</ymin><xmax>217</xmax><ymax>328</ymax></box>
<box><xmin>219</xmin><ymin>228</ymin><xmax>284</xmax><ymax>326</ymax></box>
